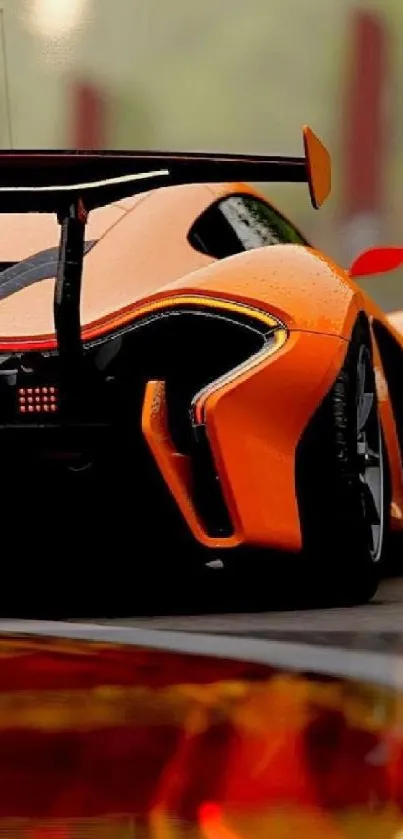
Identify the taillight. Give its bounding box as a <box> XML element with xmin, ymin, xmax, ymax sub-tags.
<box><xmin>18</xmin><ymin>386</ymin><xmax>59</xmax><ymax>415</ymax></box>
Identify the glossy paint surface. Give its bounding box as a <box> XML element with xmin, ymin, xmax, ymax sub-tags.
<box><xmin>0</xmin><ymin>184</ymin><xmax>218</xmax><ymax>344</ymax></box>
<box><xmin>0</xmin><ymin>181</ymin><xmax>402</xmax><ymax>548</ymax></box>
<box><xmin>202</xmin><ymin>331</ymin><xmax>349</xmax><ymax>551</ymax></box>
<box><xmin>0</xmin><ymin>634</ymin><xmax>400</xmax><ymax>839</ymax></box>
<box><xmin>388</xmin><ymin>310</ymin><xmax>403</xmax><ymax>334</ymax></box>
<box><xmin>0</xmin><ymin>183</ymin><xmax>367</xmax><ymax>346</ymax></box>
<box><xmin>142</xmin><ymin>379</ymin><xmax>241</xmax><ymax>549</ymax></box>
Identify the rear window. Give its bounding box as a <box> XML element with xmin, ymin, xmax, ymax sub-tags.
<box><xmin>188</xmin><ymin>194</ymin><xmax>308</xmax><ymax>259</ymax></box>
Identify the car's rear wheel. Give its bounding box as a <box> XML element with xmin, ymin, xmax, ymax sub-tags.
<box><xmin>296</xmin><ymin>316</ymin><xmax>388</xmax><ymax>605</ymax></box>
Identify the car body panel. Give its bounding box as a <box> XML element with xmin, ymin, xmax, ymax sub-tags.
<box><xmin>0</xmin><ymin>185</ymin><xmax>220</xmax><ymax>344</ymax></box>
<box><xmin>387</xmin><ymin>309</ymin><xmax>403</xmax><ymax>336</ymax></box>
<box><xmin>0</xmin><ymin>177</ymin><xmax>402</xmax><ymax>557</ymax></box>
<box><xmin>0</xmin><ymin>185</ymin><xmax>357</xmax><ymax>347</ymax></box>
<box><xmin>0</xmin><ymin>201</ymin><xmax>128</xmax><ymax>262</ymax></box>
<box><xmin>142</xmin><ymin>379</ymin><xmax>242</xmax><ymax>548</ymax></box>
<box><xmin>143</xmin><ymin>315</ymin><xmax>403</xmax><ymax>548</ymax></box>
<box><xmin>202</xmin><ymin>331</ymin><xmax>350</xmax><ymax>551</ymax></box>
<box><xmin>154</xmin><ymin>245</ymin><xmax>362</xmax><ymax>338</ymax></box>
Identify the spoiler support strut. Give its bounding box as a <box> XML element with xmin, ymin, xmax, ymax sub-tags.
<box><xmin>54</xmin><ymin>198</ymin><xmax>88</xmax><ymax>411</ymax></box>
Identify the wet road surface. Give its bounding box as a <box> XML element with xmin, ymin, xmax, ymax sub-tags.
<box><xmin>91</xmin><ymin>576</ymin><xmax>403</xmax><ymax>638</ymax></box>
<box><xmin>69</xmin><ymin>571</ymin><xmax>403</xmax><ymax>654</ymax></box>
<box><xmin>4</xmin><ymin>557</ymin><xmax>403</xmax><ymax>654</ymax></box>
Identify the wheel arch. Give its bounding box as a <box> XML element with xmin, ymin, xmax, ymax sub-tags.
<box><xmin>153</xmin><ymin>243</ymin><xmax>361</xmax><ymax>338</ymax></box>
<box><xmin>369</xmin><ymin>317</ymin><xmax>403</xmax><ymax>530</ymax></box>
<box><xmin>296</xmin><ymin>311</ymin><xmax>403</xmax><ymax>550</ymax></box>
<box><xmin>295</xmin><ymin>314</ymin><xmax>386</xmax><ymax>594</ymax></box>
<box><xmin>371</xmin><ymin>317</ymin><xmax>403</xmax><ymax>459</ymax></box>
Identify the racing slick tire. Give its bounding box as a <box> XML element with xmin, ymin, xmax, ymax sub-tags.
<box><xmin>296</xmin><ymin>315</ymin><xmax>389</xmax><ymax>606</ymax></box>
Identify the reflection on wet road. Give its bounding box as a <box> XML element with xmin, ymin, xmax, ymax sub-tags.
<box><xmin>0</xmin><ymin>632</ymin><xmax>400</xmax><ymax>839</ymax></box>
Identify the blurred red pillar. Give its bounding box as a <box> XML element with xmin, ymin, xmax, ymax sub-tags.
<box><xmin>340</xmin><ymin>9</ymin><xmax>391</xmax><ymax>263</ymax></box>
<box><xmin>71</xmin><ymin>80</ymin><xmax>107</xmax><ymax>149</ymax></box>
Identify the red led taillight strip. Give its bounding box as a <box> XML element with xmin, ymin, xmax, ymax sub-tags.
<box><xmin>18</xmin><ymin>386</ymin><xmax>59</xmax><ymax>414</ymax></box>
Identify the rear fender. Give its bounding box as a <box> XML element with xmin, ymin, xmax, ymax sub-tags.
<box><xmin>156</xmin><ymin>244</ymin><xmax>361</xmax><ymax>339</ymax></box>
<box><xmin>197</xmin><ymin>330</ymin><xmax>349</xmax><ymax>552</ymax></box>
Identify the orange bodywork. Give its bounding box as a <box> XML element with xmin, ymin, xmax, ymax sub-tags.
<box><xmin>142</xmin><ymin>379</ymin><xmax>241</xmax><ymax>549</ymax></box>
<box><xmin>388</xmin><ymin>309</ymin><xmax>403</xmax><ymax>334</ymax></box>
<box><xmin>201</xmin><ymin>332</ymin><xmax>348</xmax><ymax>551</ymax></box>
<box><xmin>0</xmin><ymin>181</ymin><xmax>403</xmax><ymax>553</ymax></box>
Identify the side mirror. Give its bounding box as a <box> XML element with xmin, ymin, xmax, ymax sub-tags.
<box><xmin>349</xmin><ymin>247</ymin><xmax>403</xmax><ymax>279</ymax></box>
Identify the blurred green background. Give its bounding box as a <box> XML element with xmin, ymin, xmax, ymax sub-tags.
<box><xmin>0</xmin><ymin>0</ymin><xmax>403</xmax><ymax>311</ymax></box>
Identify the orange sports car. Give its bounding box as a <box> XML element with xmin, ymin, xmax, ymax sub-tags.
<box><xmin>0</xmin><ymin>126</ymin><xmax>401</xmax><ymax>607</ymax></box>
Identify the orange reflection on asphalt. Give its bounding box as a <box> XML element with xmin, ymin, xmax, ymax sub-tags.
<box><xmin>199</xmin><ymin>802</ymin><xmax>243</xmax><ymax>839</ymax></box>
<box><xmin>0</xmin><ymin>635</ymin><xmax>399</xmax><ymax>839</ymax></box>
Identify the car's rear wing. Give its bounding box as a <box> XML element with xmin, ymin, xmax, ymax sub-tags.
<box><xmin>0</xmin><ymin>125</ymin><xmax>330</xmax><ymax>213</ymax></box>
<box><xmin>0</xmin><ymin>126</ymin><xmax>331</xmax><ymax>412</ymax></box>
